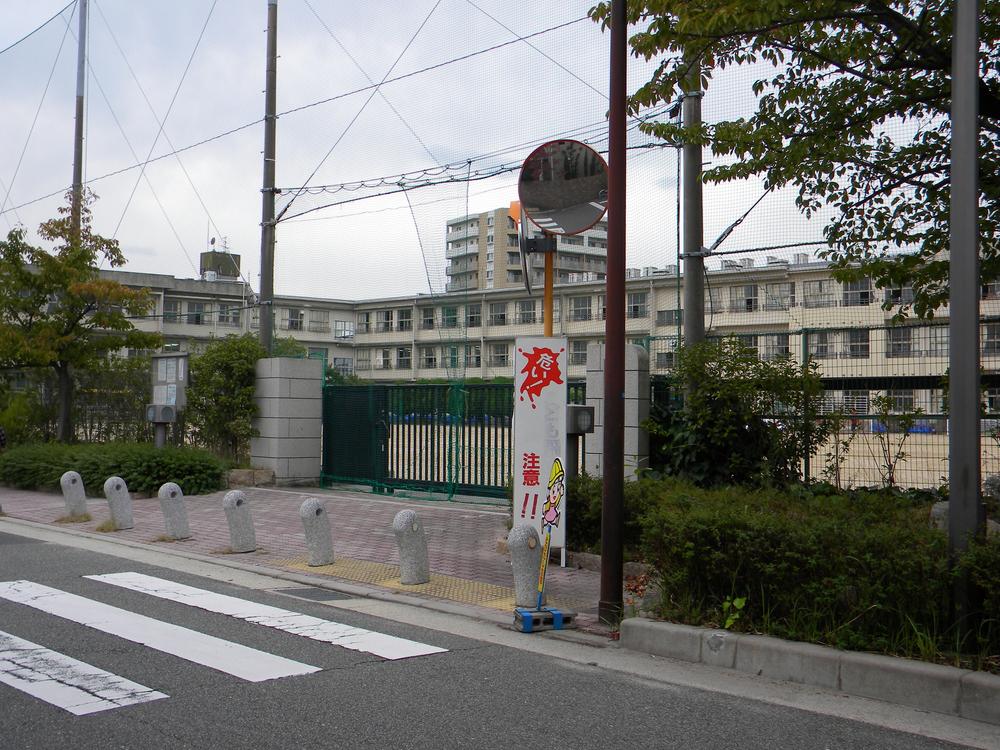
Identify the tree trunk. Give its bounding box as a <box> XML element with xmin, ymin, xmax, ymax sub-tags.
<box><xmin>56</xmin><ymin>363</ymin><xmax>74</xmax><ymax>443</ymax></box>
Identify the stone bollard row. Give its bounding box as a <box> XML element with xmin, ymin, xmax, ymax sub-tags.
<box><xmin>60</xmin><ymin>471</ymin><xmax>88</xmax><ymax>517</ymax></box>
<box><xmin>157</xmin><ymin>482</ymin><xmax>191</xmax><ymax>540</ymax></box>
<box><xmin>103</xmin><ymin>476</ymin><xmax>135</xmax><ymax>530</ymax></box>
<box><xmin>508</xmin><ymin>525</ymin><xmax>544</xmax><ymax>608</ymax></box>
<box><xmin>223</xmin><ymin>490</ymin><xmax>256</xmax><ymax>553</ymax></box>
<box><xmin>392</xmin><ymin>509</ymin><xmax>430</xmax><ymax>585</ymax></box>
<box><xmin>299</xmin><ymin>497</ymin><xmax>334</xmax><ymax>566</ymax></box>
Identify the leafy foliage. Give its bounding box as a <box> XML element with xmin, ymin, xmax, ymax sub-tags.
<box><xmin>0</xmin><ymin>192</ymin><xmax>160</xmax><ymax>440</ymax></box>
<box><xmin>186</xmin><ymin>334</ymin><xmax>265</xmax><ymax>461</ymax></box>
<box><xmin>591</xmin><ymin>0</ymin><xmax>1000</xmax><ymax>317</ymax></box>
<box><xmin>645</xmin><ymin>338</ymin><xmax>830</xmax><ymax>486</ymax></box>
<box><xmin>0</xmin><ymin>442</ymin><xmax>225</xmax><ymax>496</ymax></box>
<box><xmin>271</xmin><ymin>336</ymin><xmax>306</xmax><ymax>358</ymax></box>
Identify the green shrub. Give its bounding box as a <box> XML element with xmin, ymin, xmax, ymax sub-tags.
<box><xmin>638</xmin><ymin>479</ymin><xmax>963</xmax><ymax>657</ymax></box>
<box><xmin>566</xmin><ymin>473</ymin><xmax>660</xmax><ymax>555</ymax></box>
<box><xmin>0</xmin><ymin>443</ymin><xmax>226</xmax><ymax>496</ymax></box>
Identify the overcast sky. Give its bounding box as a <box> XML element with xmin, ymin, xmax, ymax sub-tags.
<box><xmin>0</xmin><ymin>1</ymin><xmax>829</xmax><ymax>300</ymax></box>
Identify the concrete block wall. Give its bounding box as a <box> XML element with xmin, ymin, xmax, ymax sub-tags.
<box><xmin>584</xmin><ymin>342</ymin><xmax>649</xmax><ymax>479</ymax></box>
<box><xmin>251</xmin><ymin>357</ymin><xmax>324</xmax><ymax>485</ymax></box>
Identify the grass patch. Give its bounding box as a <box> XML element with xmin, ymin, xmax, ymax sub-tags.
<box><xmin>55</xmin><ymin>513</ymin><xmax>91</xmax><ymax>524</ymax></box>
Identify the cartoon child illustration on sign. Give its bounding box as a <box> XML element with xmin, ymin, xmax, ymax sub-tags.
<box><xmin>542</xmin><ymin>457</ymin><xmax>565</xmax><ymax>529</ymax></box>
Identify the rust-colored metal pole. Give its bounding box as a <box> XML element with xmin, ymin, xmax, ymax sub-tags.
<box><xmin>599</xmin><ymin>0</ymin><xmax>626</xmax><ymax>626</ymax></box>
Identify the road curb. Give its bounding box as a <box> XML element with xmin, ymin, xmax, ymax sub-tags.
<box><xmin>621</xmin><ymin>618</ymin><xmax>1000</xmax><ymax>725</ymax></box>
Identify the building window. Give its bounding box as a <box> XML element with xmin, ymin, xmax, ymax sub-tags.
<box><xmin>331</xmin><ymin>357</ymin><xmax>353</xmax><ymax>376</ymax></box>
<box><xmin>927</xmin><ymin>325</ymin><xmax>949</xmax><ymax>356</ymax></box>
<box><xmin>334</xmin><ymin>320</ymin><xmax>355</xmax><ymax>339</ymax></box>
<box><xmin>570</xmin><ymin>296</ymin><xmax>592</xmax><ymax>322</ymax></box>
<box><xmin>396</xmin><ymin>346</ymin><xmax>412</xmax><ymax>370</ymax></box>
<box><xmin>888</xmin><ymin>389</ymin><xmax>915</xmax><ymax>413</ymax></box>
<box><xmin>444</xmin><ymin>346</ymin><xmax>459</xmax><ymax>369</ymax></box>
<box><xmin>466</xmin><ymin>304</ymin><xmax>481</xmax><ymax>328</ymax></box>
<box><xmin>982</xmin><ymin>323</ymin><xmax>1000</xmax><ymax>355</ymax></box>
<box><xmin>421</xmin><ymin>307</ymin><xmax>435</xmax><ymax>330</ymax></box>
<box><xmin>251</xmin><ymin>307</ymin><xmax>260</xmax><ymax>329</ymax></box>
<box><xmin>626</xmin><ymin>292</ymin><xmax>648</xmax><ymax>319</ymax></box>
<box><xmin>656</xmin><ymin>309</ymin><xmax>682</xmax><ymax>326</ymax></box>
<box><xmin>187</xmin><ymin>301</ymin><xmax>207</xmax><ymax>325</ymax></box>
<box><xmin>488</xmin><ymin>343</ymin><xmax>509</xmax><ymax>368</ymax></box>
<box><xmin>808</xmin><ymin>331</ymin><xmax>834</xmax><ymax>359</ymax></box>
<box><xmin>885</xmin><ymin>285</ymin><xmax>915</xmax><ymax>306</ymax></box>
<box><xmin>218</xmin><ymin>303</ymin><xmax>241</xmax><ymax>327</ymax></box>
<box><xmin>465</xmin><ymin>344</ymin><xmax>481</xmax><ymax>368</ymax></box>
<box><xmin>763</xmin><ymin>282</ymin><xmax>795</xmax><ymax>311</ymax></box>
<box><xmin>730</xmin><ymin>284</ymin><xmax>759</xmax><ymax>313</ymax></box>
<box><xmin>735</xmin><ymin>334</ymin><xmax>758</xmax><ymax>357</ymax></box>
<box><xmin>760</xmin><ymin>333</ymin><xmax>790</xmax><ymax>360</ymax></box>
<box><xmin>597</xmin><ymin>294</ymin><xmax>607</xmax><ymax>321</ymax></box>
<box><xmin>162</xmin><ymin>341</ymin><xmax>181</xmax><ymax>353</ymax></box>
<box><xmin>356</xmin><ymin>312</ymin><xmax>371</xmax><ymax>334</ymax></box>
<box><xmin>442</xmin><ymin>306</ymin><xmax>458</xmax><ymax>328</ymax></box>
<box><xmin>842</xmin><ymin>278</ymin><xmax>874</xmax><ymax>306</ymax></box>
<box><xmin>507</xmin><ymin>270</ymin><xmax>522</xmax><ymax>283</ymax></box>
<box><xmin>376</xmin><ymin>348</ymin><xmax>392</xmax><ymax>370</ymax></box>
<box><xmin>507</xmin><ymin>252</ymin><xmax>520</xmax><ymax>265</ymax></box>
<box><xmin>308</xmin><ymin>309</ymin><xmax>330</xmax><ymax>332</ymax></box>
<box><xmin>398</xmin><ymin>308</ymin><xmax>413</xmax><ymax>332</ymax></box>
<box><xmin>846</xmin><ymin>329</ymin><xmax>870</xmax><ymax>358</ymax></box>
<box><xmin>488</xmin><ymin>302</ymin><xmax>507</xmax><ymax>326</ymax></box>
<box><xmin>376</xmin><ymin>310</ymin><xmax>394</xmax><ymax>333</ymax></box>
<box><xmin>983</xmin><ymin>281</ymin><xmax>1000</xmax><ymax>300</ymax></box>
<box><xmin>284</xmin><ymin>307</ymin><xmax>303</xmax><ymax>331</ymax></box>
<box><xmin>887</xmin><ymin>327</ymin><xmax>913</xmax><ymax>358</ymax></box>
<box><xmin>705</xmin><ymin>286</ymin><xmax>725</xmax><ymax>314</ymax></box>
<box><xmin>517</xmin><ymin>300</ymin><xmax>536</xmax><ymax>324</ymax></box>
<box><xmin>569</xmin><ymin>340</ymin><xmax>588</xmax><ymax>366</ymax></box>
<box><xmin>420</xmin><ymin>346</ymin><xmax>437</xmax><ymax>369</ymax></box>
<box><xmin>803</xmin><ymin>279</ymin><xmax>836</xmax><ymax>308</ymax></box>
<box><xmin>163</xmin><ymin>299</ymin><xmax>180</xmax><ymax>323</ymax></box>
<box><xmin>307</xmin><ymin>347</ymin><xmax>327</xmax><ymax>363</ymax></box>
<box><xmin>356</xmin><ymin>351</ymin><xmax>371</xmax><ymax>371</ymax></box>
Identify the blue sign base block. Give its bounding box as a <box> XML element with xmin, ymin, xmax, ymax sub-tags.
<box><xmin>513</xmin><ymin>607</ymin><xmax>577</xmax><ymax>633</ymax></box>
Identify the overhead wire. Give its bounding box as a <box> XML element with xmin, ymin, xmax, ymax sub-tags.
<box><xmin>112</xmin><ymin>0</ymin><xmax>218</xmax><ymax>241</ymax></box>
<box><xmin>281</xmin><ymin>0</ymin><xmax>444</xmax><ymax>221</ymax></box>
<box><xmin>0</xmin><ymin>0</ymin><xmax>76</xmax><ymax>57</ymax></box>
<box><xmin>0</xmin><ymin>4</ymin><xmax>74</xmax><ymax>221</ymax></box>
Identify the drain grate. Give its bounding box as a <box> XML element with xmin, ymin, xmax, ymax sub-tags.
<box><xmin>274</xmin><ymin>587</ymin><xmax>354</xmax><ymax>601</ymax></box>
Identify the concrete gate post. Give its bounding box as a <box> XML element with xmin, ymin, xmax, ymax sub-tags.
<box><xmin>584</xmin><ymin>342</ymin><xmax>650</xmax><ymax>478</ymax></box>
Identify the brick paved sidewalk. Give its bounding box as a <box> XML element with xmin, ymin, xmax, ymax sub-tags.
<box><xmin>0</xmin><ymin>484</ymin><xmax>603</xmax><ymax>623</ymax></box>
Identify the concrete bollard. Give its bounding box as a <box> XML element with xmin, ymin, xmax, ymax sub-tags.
<box><xmin>60</xmin><ymin>471</ymin><xmax>88</xmax><ymax>517</ymax></box>
<box><xmin>508</xmin><ymin>524</ymin><xmax>544</xmax><ymax>608</ymax></box>
<box><xmin>222</xmin><ymin>490</ymin><xmax>256</xmax><ymax>553</ymax></box>
<box><xmin>102</xmin><ymin>477</ymin><xmax>135</xmax><ymax>530</ymax></box>
<box><xmin>157</xmin><ymin>482</ymin><xmax>191</xmax><ymax>540</ymax></box>
<box><xmin>299</xmin><ymin>497</ymin><xmax>334</xmax><ymax>566</ymax></box>
<box><xmin>391</xmin><ymin>509</ymin><xmax>430</xmax><ymax>585</ymax></box>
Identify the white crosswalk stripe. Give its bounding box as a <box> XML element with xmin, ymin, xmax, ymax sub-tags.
<box><xmin>0</xmin><ymin>581</ymin><xmax>320</xmax><ymax>682</ymax></box>
<box><xmin>88</xmin><ymin>572</ymin><xmax>448</xmax><ymax>661</ymax></box>
<box><xmin>0</xmin><ymin>629</ymin><xmax>167</xmax><ymax>715</ymax></box>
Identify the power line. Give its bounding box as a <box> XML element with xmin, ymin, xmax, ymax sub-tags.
<box><xmin>0</xmin><ymin>0</ymin><xmax>76</xmax><ymax>57</ymax></box>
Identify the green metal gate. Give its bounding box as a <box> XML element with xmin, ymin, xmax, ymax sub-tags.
<box><xmin>321</xmin><ymin>383</ymin><xmax>515</xmax><ymax>498</ymax></box>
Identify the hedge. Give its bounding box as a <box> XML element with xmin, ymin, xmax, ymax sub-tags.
<box><xmin>0</xmin><ymin>443</ymin><xmax>226</xmax><ymax>497</ymax></box>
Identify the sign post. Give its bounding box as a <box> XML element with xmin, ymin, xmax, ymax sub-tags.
<box><xmin>512</xmin><ymin>139</ymin><xmax>607</xmax><ymax>631</ymax></box>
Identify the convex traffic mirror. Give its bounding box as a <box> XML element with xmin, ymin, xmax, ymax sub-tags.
<box><xmin>517</xmin><ymin>139</ymin><xmax>609</xmax><ymax>236</ymax></box>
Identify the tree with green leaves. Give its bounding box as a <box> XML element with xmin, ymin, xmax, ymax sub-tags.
<box><xmin>186</xmin><ymin>334</ymin><xmax>266</xmax><ymax>462</ymax></box>
<box><xmin>592</xmin><ymin>0</ymin><xmax>999</xmax><ymax>318</ymax></box>
<box><xmin>0</xmin><ymin>193</ymin><xmax>160</xmax><ymax>442</ymax></box>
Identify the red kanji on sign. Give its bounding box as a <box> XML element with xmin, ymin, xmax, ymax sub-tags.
<box><xmin>522</xmin><ymin>452</ymin><xmax>541</xmax><ymax>486</ymax></box>
<box><xmin>518</xmin><ymin>346</ymin><xmax>564</xmax><ymax>409</ymax></box>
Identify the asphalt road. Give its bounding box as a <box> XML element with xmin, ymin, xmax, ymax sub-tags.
<box><xmin>0</xmin><ymin>528</ymin><xmax>989</xmax><ymax>749</ymax></box>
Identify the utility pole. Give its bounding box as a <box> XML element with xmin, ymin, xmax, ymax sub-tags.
<box><xmin>70</xmin><ymin>0</ymin><xmax>88</xmax><ymax>241</ymax></box>
<box><xmin>681</xmin><ymin>52</ymin><xmax>705</xmax><ymax>347</ymax></box>
<box><xmin>258</xmin><ymin>0</ymin><xmax>278</xmax><ymax>354</ymax></box>
<box><xmin>948</xmin><ymin>0</ymin><xmax>984</xmax><ymax>617</ymax></box>
<box><xmin>599</xmin><ymin>0</ymin><xmax>626</xmax><ymax>626</ymax></box>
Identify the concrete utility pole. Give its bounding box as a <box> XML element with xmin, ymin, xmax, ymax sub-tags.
<box><xmin>948</xmin><ymin>0</ymin><xmax>984</xmax><ymax>613</ymax></box>
<box><xmin>70</xmin><ymin>0</ymin><xmax>88</xmax><ymax>241</ymax></box>
<box><xmin>599</xmin><ymin>0</ymin><xmax>626</xmax><ymax>626</ymax></box>
<box><xmin>681</xmin><ymin>52</ymin><xmax>705</xmax><ymax>346</ymax></box>
<box><xmin>258</xmin><ymin>0</ymin><xmax>278</xmax><ymax>354</ymax></box>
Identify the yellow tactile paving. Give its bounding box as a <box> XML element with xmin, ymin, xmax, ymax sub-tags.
<box><xmin>271</xmin><ymin>556</ymin><xmax>586</xmax><ymax>612</ymax></box>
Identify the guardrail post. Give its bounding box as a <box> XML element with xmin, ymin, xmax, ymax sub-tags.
<box><xmin>508</xmin><ymin>524</ymin><xmax>544</xmax><ymax>608</ymax></box>
<box><xmin>392</xmin><ymin>509</ymin><xmax>430</xmax><ymax>584</ymax></box>
<box><xmin>222</xmin><ymin>490</ymin><xmax>256</xmax><ymax>553</ymax></box>
<box><xmin>102</xmin><ymin>477</ymin><xmax>135</xmax><ymax>530</ymax></box>
<box><xmin>157</xmin><ymin>482</ymin><xmax>191</xmax><ymax>540</ymax></box>
<box><xmin>60</xmin><ymin>471</ymin><xmax>88</xmax><ymax>517</ymax></box>
<box><xmin>299</xmin><ymin>497</ymin><xmax>334</xmax><ymax>566</ymax></box>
